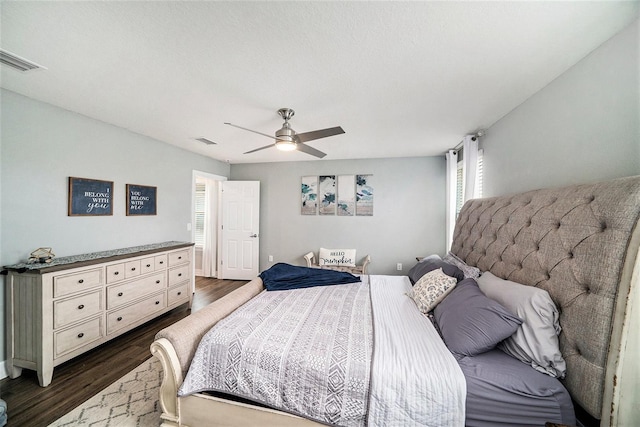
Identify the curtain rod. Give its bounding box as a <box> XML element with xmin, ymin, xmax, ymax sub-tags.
<box><xmin>448</xmin><ymin>130</ymin><xmax>485</xmax><ymax>152</ymax></box>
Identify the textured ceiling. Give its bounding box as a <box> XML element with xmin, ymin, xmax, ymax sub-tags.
<box><xmin>1</xmin><ymin>1</ymin><xmax>638</xmax><ymax>163</ymax></box>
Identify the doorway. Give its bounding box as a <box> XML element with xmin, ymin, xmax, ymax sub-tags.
<box><xmin>192</xmin><ymin>171</ymin><xmax>226</xmax><ymax>278</ymax></box>
<box><xmin>192</xmin><ymin>172</ymin><xmax>260</xmax><ymax>280</ymax></box>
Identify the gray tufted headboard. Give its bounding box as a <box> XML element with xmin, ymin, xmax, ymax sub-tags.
<box><xmin>451</xmin><ymin>175</ymin><xmax>640</xmax><ymax>425</ymax></box>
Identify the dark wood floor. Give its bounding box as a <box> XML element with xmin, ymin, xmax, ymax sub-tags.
<box><xmin>0</xmin><ymin>277</ymin><xmax>248</xmax><ymax>427</ymax></box>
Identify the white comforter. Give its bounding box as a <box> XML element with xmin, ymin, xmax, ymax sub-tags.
<box><xmin>368</xmin><ymin>275</ymin><xmax>466</xmax><ymax>426</ymax></box>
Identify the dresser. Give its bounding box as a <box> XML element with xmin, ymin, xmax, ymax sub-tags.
<box><xmin>4</xmin><ymin>241</ymin><xmax>194</xmax><ymax>387</ymax></box>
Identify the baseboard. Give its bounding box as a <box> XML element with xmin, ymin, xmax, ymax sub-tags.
<box><xmin>0</xmin><ymin>360</ymin><xmax>7</xmax><ymax>380</ymax></box>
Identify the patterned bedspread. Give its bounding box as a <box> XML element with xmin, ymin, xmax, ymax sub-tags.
<box><xmin>178</xmin><ymin>278</ymin><xmax>373</xmax><ymax>426</ymax></box>
<box><xmin>179</xmin><ymin>275</ymin><xmax>466</xmax><ymax>426</ymax></box>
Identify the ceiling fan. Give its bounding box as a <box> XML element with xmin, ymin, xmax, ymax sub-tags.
<box><xmin>224</xmin><ymin>108</ymin><xmax>345</xmax><ymax>158</ymax></box>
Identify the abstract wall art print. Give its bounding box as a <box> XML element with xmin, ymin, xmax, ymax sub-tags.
<box><xmin>301</xmin><ymin>176</ymin><xmax>318</xmax><ymax>215</ymax></box>
<box><xmin>319</xmin><ymin>175</ymin><xmax>336</xmax><ymax>215</ymax></box>
<box><xmin>356</xmin><ymin>174</ymin><xmax>374</xmax><ymax>216</ymax></box>
<box><xmin>337</xmin><ymin>175</ymin><xmax>356</xmax><ymax>216</ymax></box>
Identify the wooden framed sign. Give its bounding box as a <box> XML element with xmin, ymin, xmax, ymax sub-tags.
<box><xmin>126</xmin><ymin>184</ymin><xmax>157</xmax><ymax>216</ymax></box>
<box><xmin>68</xmin><ymin>177</ymin><xmax>113</xmax><ymax>216</ymax></box>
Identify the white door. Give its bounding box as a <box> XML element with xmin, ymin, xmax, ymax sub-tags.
<box><xmin>219</xmin><ymin>181</ymin><xmax>260</xmax><ymax>280</ymax></box>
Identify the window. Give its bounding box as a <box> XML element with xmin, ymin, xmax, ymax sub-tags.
<box><xmin>194</xmin><ymin>183</ymin><xmax>206</xmax><ymax>247</ymax></box>
<box><xmin>455</xmin><ymin>148</ymin><xmax>483</xmax><ymax>217</ymax></box>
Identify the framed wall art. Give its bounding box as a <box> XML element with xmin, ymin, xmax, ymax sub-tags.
<box><xmin>301</xmin><ymin>176</ymin><xmax>318</xmax><ymax>215</ymax></box>
<box><xmin>356</xmin><ymin>174</ymin><xmax>374</xmax><ymax>216</ymax></box>
<box><xmin>337</xmin><ymin>175</ymin><xmax>355</xmax><ymax>216</ymax></box>
<box><xmin>126</xmin><ymin>184</ymin><xmax>157</xmax><ymax>216</ymax></box>
<box><xmin>318</xmin><ymin>175</ymin><xmax>336</xmax><ymax>215</ymax></box>
<box><xmin>68</xmin><ymin>177</ymin><xmax>113</xmax><ymax>216</ymax></box>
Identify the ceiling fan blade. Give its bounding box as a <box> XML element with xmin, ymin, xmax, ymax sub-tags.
<box><xmin>244</xmin><ymin>143</ymin><xmax>276</xmax><ymax>154</ymax></box>
<box><xmin>295</xmin><ymin>126</ymin><xmax>345</xmax><ymax>143</ymax></box>
<box><xmin>296</xmin><ymin>143</ymin><xmax>327</xmax><ymax>158</ymax></box>
<box><xmin>225</xmin><ymin>122</ymin><xmax>277</xmax><ymax>140</ymax></box>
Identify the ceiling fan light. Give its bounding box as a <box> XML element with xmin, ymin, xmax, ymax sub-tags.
<box><xmin>276</xmin><ymin>140</ymin><xmax>296</xmax><ymax>151</ymax></box>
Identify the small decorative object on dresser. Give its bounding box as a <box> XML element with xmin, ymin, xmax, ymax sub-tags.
<box><xmin>4</xmin><ymin>241</ymin><xmax>193</xmax><ymax>387</ymax></box>
<box><xmin>28</xmin><ymin>247</ymin><xmax>55</xmax><ymax>264</ymax></box>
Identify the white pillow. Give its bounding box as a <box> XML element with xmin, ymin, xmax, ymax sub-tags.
<box><xmin>318</xmin><ymin>248</ymin><xmax>356</xmax><ymax>267</ymax></box>
<box><xmin>477</xmin><ymin>271</ymin><xmax>566</xmax><ymax>378</ymax></box>
<box><xmin>407</xmin><ymin>268</ymin><xmax>458</xmax><ymax>314</ymax></box>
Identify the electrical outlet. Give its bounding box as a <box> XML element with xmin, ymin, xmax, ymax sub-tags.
<box><xmin>397</xmin><ymin>263</ymin><xmax>402</xmax><ymax>271</ymax></box>
<box><xmin>269</xmin><ymin>255</ymin><xmax>274</xmax><ymax>262</ymax></box>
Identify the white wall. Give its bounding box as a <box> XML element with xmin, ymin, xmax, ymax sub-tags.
<box><xmin>231</xmin><ymin>156</ymin><xmax>445</xmax><ymax>275</ymax></box>
<box><xmin>0</xmin><ymin>89</ymin><xmax>230</xmax><ymax>364</ymax></box>
<box><xmin>482</xmin><ymin>19</ymin><xmax>639</xmax><ymax>196</ymax></box>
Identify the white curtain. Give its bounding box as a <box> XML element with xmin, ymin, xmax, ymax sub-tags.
<box><xmin>202</xmin><ymin>178</ymin><xmax>218</xmax><ymax>277</ymax></box>
<box><xmin>463</xmin><ymin>135</ymin><xmax>479</xmax><ymax>202</ymax></box>
<box><xmin>445</xmin><ymin>149</ymin><xmax>458</xmax><ymax>251</ymax></box>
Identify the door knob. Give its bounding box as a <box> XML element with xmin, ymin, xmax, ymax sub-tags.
<box><xmin>250</xmin><ymin>233</ymin><xmax>258</xmax><ymax>238</ymax></box>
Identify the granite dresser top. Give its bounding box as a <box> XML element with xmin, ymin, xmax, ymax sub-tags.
<box><xmin>4</xmin><ymin>241</ymin><xmax>193</xmax><ymax>274</ymax></box>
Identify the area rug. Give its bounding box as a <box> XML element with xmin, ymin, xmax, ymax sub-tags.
<box><xmin>48</xmin><ymin>357</ymin><xmax>162</xmax><ymax>426</ymax></box>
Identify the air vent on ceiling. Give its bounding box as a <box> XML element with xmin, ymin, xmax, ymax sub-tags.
<box><xmin>0</xmin><ymin>49</ymin><xmax>46</xmax><ymax>72</ymax></box>
<box><xmin>196</xmin><ymin>137</ymin><xmax>217</xmax><ymax>145</ymax></box>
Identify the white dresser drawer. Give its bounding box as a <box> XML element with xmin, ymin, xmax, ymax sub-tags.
<box><xmin>168</xmin><ymin>283</ymin><xmax>189</xmax><ymax>306</ymax></box>
<box><xmin>54</xmin><ymin>290</ymin><xmax>103</xmax><ymax>329</ymax></box>
<box><xmin>106</xmin><ymin>263</ymin><xmax>125</xmax><ymax>283</ymax></box>
<box><xmin>140</xmin><ymin>257</ymin><xmax>155</xmax><ymax>274</ymax></box>
<box><xmin>168</xmin><ymin>265</ymin><xmax>189</xmax><ymax>286</ymax></box>
<box><xmin>124</xmin><ymin>260</ymin><xmax>141</xmax><ymax>279</ymax></box>
<box><xmin>107</xmin><ymin>291</ymin><xmax>166</xmax><ymax>334</ymax></box>
<box><xmin>106</xmin><ymin>272</ymin><xmax>165</xmax><ymax>309</ymax></box>
<box><xmin>53</xmin><ymin>268</ymin><xmax>103</xmax><ymax>297</ymax></box>
<box><xmin>55</xmin><ymin>316</ymin><xmax>103</xmax><ymax>358</ymax></box>
<box><xmin>155</xmin><ymin>254</ymin><xmax>167</xmax><ymax>270</ymax></box>
<box><xmin>168</xmin><ymin>249</ymin><xmax>189</xmax><ymax>266</ymax></box>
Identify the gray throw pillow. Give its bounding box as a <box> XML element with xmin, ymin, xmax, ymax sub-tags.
<box><xmin>477</xmin><ymin>272</ymin><xmax>566</xmax><ymax>378</ymax></box>
<box><xmin>408</xmin><ymin>256</ymin><xmax>464</xmax><ymax>284</ymax></box>
<box><xmin>443</xmin><ymin>252</ymin><xmax>481</xmax><ymax>279</ymax></box>
<box><xmin>434</xmin><ymin>279</ymin><xmax>522</xmax><ymax>356</ymax></box>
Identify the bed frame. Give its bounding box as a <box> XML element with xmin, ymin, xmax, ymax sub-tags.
<box><xmin>151</xmin><ymin>175</ymin><xmax>640</xmax><ymax>426</ymax></box>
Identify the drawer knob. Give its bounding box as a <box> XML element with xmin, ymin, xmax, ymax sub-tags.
<box><xmin>78</xmin><ymin>279</ymin><xmax>84</xmax><ymax>284</ymax></box>
<box><xmin>146</xmin><ymin>264</ymin><xmax>151</xmax><ymax>267</ymax></box>
<box><xmin>156</xmin><ymin>280</ymin><xmax>161</xmax><ymax>284</ymax></box>
<box><xmin>118</xmin><ymin>292</ymin><xmax>123</xmax><ymax>297</ymax></box>
<box><xmin>131</xmin><ymin>267</ymin><xmax>136</xmax><ymax>271</ymax></box>
<box><xmin>178</xmin><ymin>273</ymin><xmax>182</xmax><ymax>277</ymax></box>
<box><xmin>155</xmin><ymin>301</ymin><xmax>160</xmax><ymax>305</ymax></box>
<box><xmin>77</xmin><ymin>333</ymin><xmax>84</xmax><ymax>338</ymax></box>
<box><xmin>78</xmin><ymin>304</ymin><xmax>85</xmax><ymax>310</ymax></box>
<box><xmin>159</xmin><ymin>261</ymin><xmax>164</xmax><ymax>264</ymax></box>
<box><xmin>177</xmin><ymin>291</ymin><xmax>182</xmax><ymax>296</ymax></box>
<box><xmin>178</xmin><ymin>256</ymin><xmax>182</xmax><ymax>259</ymax></box>
<box><xmin>114</xmin><ymin>271</ymin><xmax>119</xmax><ymax>275</ymax></box>
<box><xmin>117</xmin><ymin>316</ymin><xmax>123</xmax><ymax>321</ymax></box>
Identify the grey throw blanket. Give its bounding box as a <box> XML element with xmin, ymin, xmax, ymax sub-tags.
<box><xmin>178</xmin><ymin>280</ymin><xmax>372</xmax><ymax>426</ymax></box>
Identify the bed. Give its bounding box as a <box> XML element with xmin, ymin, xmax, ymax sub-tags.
<box><xmin>151</xmin><ymin>175</ymin><xmax>640</xmax><ymax>426</ymax></box>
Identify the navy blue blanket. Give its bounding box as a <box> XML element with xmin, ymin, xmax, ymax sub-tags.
<box><xmin>259</xmin><ymin>263</ymin><xmax>361</xmax><ymax>291</ymax></box>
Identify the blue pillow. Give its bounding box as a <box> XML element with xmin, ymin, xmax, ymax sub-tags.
<box><xmin>434</xmin><ymin>279</ymin><xmax>522</xmax><ymax>356</ymax></box>
<box><xmin>407</xmin><ymin>256</ymin><xmax>464</xmax><ymax>284</ymax></box>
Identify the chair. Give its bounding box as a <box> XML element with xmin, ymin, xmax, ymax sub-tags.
<box><xmin>303</xmin><ymin>251</ymin><xmax>370</xmax><ymax>275</ymax></box>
